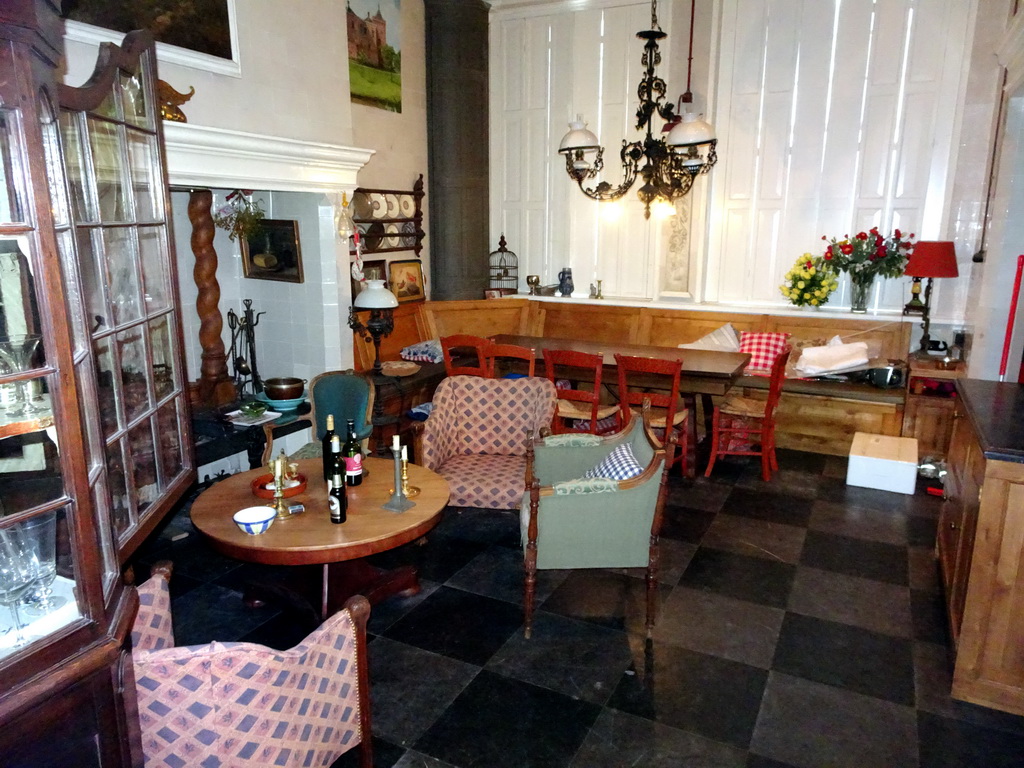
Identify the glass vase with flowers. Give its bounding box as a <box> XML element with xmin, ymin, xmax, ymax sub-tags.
<box><xmin>821</xmin><ymin>228</ymin><xmax>914</xmax><ymax>312</ymax></box>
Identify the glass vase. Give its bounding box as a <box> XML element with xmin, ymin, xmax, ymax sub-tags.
<box><xmin>849</xmin><ymin>275</ymin><xmax>875</xmax><ymax>313</ymax></box>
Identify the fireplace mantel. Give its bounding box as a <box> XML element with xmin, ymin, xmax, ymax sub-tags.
<box><xmin>162</xmin><ymin>122</ymin><xmax>374</xmax><ymax>193</ymax></box>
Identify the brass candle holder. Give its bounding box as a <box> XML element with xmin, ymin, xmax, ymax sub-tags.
<box><xmin>401</xmin><ymin>458</ymin><xmax>420</xmax><ymax>498</ymax></box>
<box><xmin>270</xmin><ymin>451</ymin><xmax>291</xmax><ymax>520</ymax></box>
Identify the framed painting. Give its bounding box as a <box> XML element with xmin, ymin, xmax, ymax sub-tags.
<box><xmin>351</xmin><ymin>259</ymin><xmax>387</xmax><ymax>300</ymax></box>
<box><xmin>63</xmin><ymin>0</ymin><xmax>240</xmax><ymax>75</ymax></box>
<box><xmin>347</xmin><ymin>0</ymin><xmax>402</xmax><ymax>112</ymax></box>
<box><xmin>388</xmin><ymin>259</ymin><xmax>424</xmax><ymax>303</ymax></box>
<box><xmin>241</xmin><ymin>219</ymin><xmax>304</xmax><ymax>283</ymax></box>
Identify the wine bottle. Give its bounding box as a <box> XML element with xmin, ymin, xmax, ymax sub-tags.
<box><xmin>321</xmin><ymin>414</ymin><xmax>337</xmax><ymax>482</ymax></box>
<box><xmin>343</xmin><ymin>419</ymin><xmax>363</xmax><ymax>486</ymax></box>
<box><xmin>328</xmin><ymin>471</ymin><xmax>347</xmax><ymax>524</ymax></box>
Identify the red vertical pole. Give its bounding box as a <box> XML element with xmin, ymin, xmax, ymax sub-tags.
<box><xmin>999</xmin><ymin>254</ymin><xmax>1024</xmax><ymax>381</ymax></box>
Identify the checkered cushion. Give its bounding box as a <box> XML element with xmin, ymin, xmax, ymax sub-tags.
<box><xmin>132</xmin><ymin>569</ymin><xmax>175</xmax><ymax>651</ymax></box>
<box><xmin>401</xmin><ymin>339</ymin><xmax>443</xmax><ymax>363</ymax></box>
<box><xmin>437</xmin><ymin>453</ymin><xmax>528</xmax><ymax>509</ymax></box>
<box><xmin>738</xmin><ymin>331</ymin><xmax>791</xmax><ymax>374</ymax></box>
<box><xmin>583</xmin><ymin>442</ymin><xmax>644</xmax><ymax>480</ymax></box>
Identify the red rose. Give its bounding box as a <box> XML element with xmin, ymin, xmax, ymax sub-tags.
<box><xmin>824</xmin><ymin>253</ymin><xmax>832</xmax><ymax>260</ymax></box>
<box><xmin>870</xmin><ymin>227</ymin><xmax>879</xmax><ymax>234</ymax></box>
<box><xmin>840</xmin><ymin>243</ymin><xmax>854</xmax><ymax>255</ymax></box>
<box><xmin>876</xmin><ymin>246</ymin><xmax>887</xmax><ymax>257</ymax></box>
<box><xmin>856</xmin><ymin>232</ymin><xmax>868</xmax><ymax>240</ymax></box>
<box><xmin>894</xmin><ymin>229</ymin><xmax>902</xmax><ymax>238</ymax></box>
<box><xmin>805</xmin><ymin>261</ymin><xmax>813</xmax><ymax>268</ymax></box>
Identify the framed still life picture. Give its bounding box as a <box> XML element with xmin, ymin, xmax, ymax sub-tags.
<box><xmin>388</xmin><ymin>259</ymin><xmax>424</xmax><ymax>303</ymax></box>
<box><xmin>241</xmin><ymin>219</ymin><xmax>304</xmax><ymax>283</ymax></box>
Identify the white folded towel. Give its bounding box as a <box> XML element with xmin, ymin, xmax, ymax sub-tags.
<box><xmin>795</xmin><ymin>339</ymin><xmax>870</xmax><ymax>376</ymax></box>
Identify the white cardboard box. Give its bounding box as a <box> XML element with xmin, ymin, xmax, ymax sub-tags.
<box><xmin>846</xmin><ymin>432</ymin><xmax>919</xmax><ymax>495</ymax></box>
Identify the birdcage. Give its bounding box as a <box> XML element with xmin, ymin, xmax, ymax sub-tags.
<box><xmin>487</xmin><ymin>234</ymin><xmax>519</xmax><ymax>296</ymax></box>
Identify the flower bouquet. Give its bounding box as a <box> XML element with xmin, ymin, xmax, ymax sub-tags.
<box><xmin>780</xmin><ymin>254</ymin><xmax>839</xmax><ymax>307</ymax></box>
<box><xmin>821</xmin><ymin>227</ymin><xmax>914</xmax><ymax>312</ymax></box>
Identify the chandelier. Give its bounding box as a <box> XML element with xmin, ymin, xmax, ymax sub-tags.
<box><xmin>557</xmin><ymin>0</ymin><xmax>717</xmax><ymax>219</ymax></box>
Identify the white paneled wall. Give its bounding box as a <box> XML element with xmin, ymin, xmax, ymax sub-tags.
<box><xmin>710</xmin><ymin>0</ymin><xmax>972</xmax><ymax>312</ymax></box>
<box><xmin>491</xmin><ymin>0</ymin><xmax>976</xmax><ymax>313</ymax></box>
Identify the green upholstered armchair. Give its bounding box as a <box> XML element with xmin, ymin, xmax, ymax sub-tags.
<box><xmin>521</xmin><ymin>403</ymin><xmax>675</xmax><ymax>638</ymax></box>
<box><xmin>261</xmin><ymin>369</ymin><xmax>374</xmax><ymax>465</ymax></box>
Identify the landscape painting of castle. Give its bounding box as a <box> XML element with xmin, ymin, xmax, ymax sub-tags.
<box><xmin>347</xmin><ymin>0</ymin><xmax>402</xmax><ymax>113</ymax></box>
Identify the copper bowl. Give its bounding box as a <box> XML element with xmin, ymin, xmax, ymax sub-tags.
<box><xmin>262</xmin><ymin>377</ymin><xmax>306</xmax><ymax>399</ymax></box>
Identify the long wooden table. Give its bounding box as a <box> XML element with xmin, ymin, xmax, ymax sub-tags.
<box><xmin>491</xmin><ymin>334</ymin><xmax>751</xmax><ymax>476</ymax></box>
<box><xmin>191</xmin><ymin>457</ymin><xmax>450</xmax><ymax>620</ymax></box>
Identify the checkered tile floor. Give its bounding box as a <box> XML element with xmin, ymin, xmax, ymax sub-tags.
<box><xmin>134</xmin><ymin>449</ymin><xmax>1024</xmax><ymax>767</ymax></box>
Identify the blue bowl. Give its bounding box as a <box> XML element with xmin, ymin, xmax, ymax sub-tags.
<box><xmin>233</xmin><ymin>506</ymin><xmax>276</xmax><ymax>535</ymax></box>
<box><xmin>256</xmin><ymin>390</ymin><xmax>307</xmax><ymax>412</ymax></box>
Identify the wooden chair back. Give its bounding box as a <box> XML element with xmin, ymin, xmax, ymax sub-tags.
<box><xmin>763</xmin><ymin>346</ymin><xmax>792</xmax><ymax>423</ymax></box>
<box><xmin>441</xmin><ymin>334</ymin><xmax>490</xmax><ymax>377</ymax></box>
<box><xmin>485</xmin><ymin>342</ymin><xmax>536</xmax><ymax>377</ymax></box>
<box><xmin>544</xmin><ymin>348</ymin><xmax>610</xmax><ymax>433</ymax></box>
<box><xmin>614</xmin><ymin>353</ymin><xmax>683</xmax><ymax>429</ymax></box>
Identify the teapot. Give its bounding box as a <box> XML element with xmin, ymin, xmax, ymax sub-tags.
<box><xmin>558</xmin><ymin>268</ymin><xmax>574</xmax><ymax>297</ymax></box>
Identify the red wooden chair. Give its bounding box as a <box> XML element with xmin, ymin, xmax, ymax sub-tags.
<box><xmin>614</xmin><ymin>353</ymin><xmax>688</xmax><ymax>475</ymax></box>
<box><xmin>485</xmin><ymin>341</ymin><xmax>537</xmax><ymax>378</ymax></box>
<box><xmin>543</xmin><ymin>348</ymin><xmax>620</xmax><ymax>434</ymax></box>
<box><xmin>704</xmin><ymin>346</ymin><xmax>792</xmax><ymax>481</ymax></box>
<box><xmin>441</xmin><ymin>334</ymin><xmax>490</xmax><ymax>377</ymax></box>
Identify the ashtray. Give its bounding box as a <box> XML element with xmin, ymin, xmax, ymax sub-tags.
<box><xmin>251</xmin><ymin>473</ymin><xmax>308</xmax><ymax>499</ymax></box>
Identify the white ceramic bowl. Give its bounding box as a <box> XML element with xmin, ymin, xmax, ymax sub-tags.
<box><xmin>233</xmin><ymin>506</ymin><xmax>276</xmax><ymax>535</ymax></box>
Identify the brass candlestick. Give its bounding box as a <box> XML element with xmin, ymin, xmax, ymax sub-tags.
<box><xmin>401</xmin><ymin>459</ymin><xmax>420</xmax><ymax>498</ymax></box>
<box><xmin>269</xmin><ymin>452</ymin><xmax>291</xmax><ymax>519</ymax></box>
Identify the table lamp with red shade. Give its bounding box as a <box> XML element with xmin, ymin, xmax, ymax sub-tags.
<box><xmin>903</xmin><ymin>241</ymin><xmax>959</xmax><ymax>356</ymax></box>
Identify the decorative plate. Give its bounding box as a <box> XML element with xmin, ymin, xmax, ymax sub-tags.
<box><xmin>363</xmin><ymin>221</ymin><xmax>385</xmax><ymax>252</ymax></box>
<box><xmin>399</xmin><ymin>195</ymin><xmax>414</xmax><ymax>216</ymax></box>
<box><xmin>251</xmin><ymin>473</ymin><xmax>308</xmax><ymax>499</ymax></box>
<box><xmin>401</xmin><ymin>221</ymin><xmax>417</xmax><ymax>248</ymax></box>
<box><xmin>381</xmin><ymin>360</ymin><xmax>420</xmax><ymax>377</ymax></box>
<box><xmin>352</xmin><ymin>193</ymin><xmax>373</xmax><ymax>220</ymax></box>
<box><xmin>384</xmin><ymin>193</ymin><xmax>400</xmax><ymax>217</ymax></box>
<box><xmin>385</xmin><ymin>222</ymin><xmax>401</xmax><ymax>247</ymax></box>
<box><xmin>368</xmin><ymin>192</ymin><xmax>387</xmax><ymax>218</ymax></box>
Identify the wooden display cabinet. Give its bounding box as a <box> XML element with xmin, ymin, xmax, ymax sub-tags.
<box><xmin>0</xmin><ymin>4</ymin><xmax>194</xmax><ymax>765</ymax></box>
<box><xmin>902</xmin><ymin>356</ymin><xmax>963</xmax><ymax>459</ymax></box>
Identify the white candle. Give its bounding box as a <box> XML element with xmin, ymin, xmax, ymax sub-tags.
<box><xmin>392</xmin><ymin>434</ymin><xmax>400</xmax><ymax>451</ymax></box>
<box><xmin>401</xmin><ymin>446</ymin><xmax>408</xmax><ymax>461</ymax></box>
<box><xmin>274</xmin><ymin>457</ymin><xmax>283</xmax><ymax>480</ymax></box>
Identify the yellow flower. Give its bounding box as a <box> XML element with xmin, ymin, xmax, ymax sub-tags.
<box><xmin>797</xmin><ymin>281</ymin><xmax>805</xmax><ymax>289</ymax></box>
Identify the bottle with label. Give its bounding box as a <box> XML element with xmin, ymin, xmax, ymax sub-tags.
<box><xmin>321</xmin><ymin>414</ymin><xmax>337</xmax><ymax>482</ymax></box>
<box><xmin>343</xmin><ymin>419</ymin><xmax>363</xmax><ymax>486</ymax></box>
<box><xmin>328</xmin><ymin>435</ymin><xmax>346</xmax><ymax>523</ymax></box>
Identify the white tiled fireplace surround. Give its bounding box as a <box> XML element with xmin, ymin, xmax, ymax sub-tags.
<box><xmin>164</xmin><ymin>122</ymin><xmax>373</xmax><ymax>393</ymax></box>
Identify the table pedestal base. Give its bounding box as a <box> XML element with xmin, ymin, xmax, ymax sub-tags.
<box><xmin>241</xmin><ymin>557</ymin><xmax>423</xmax><ymax>625</ymax></box>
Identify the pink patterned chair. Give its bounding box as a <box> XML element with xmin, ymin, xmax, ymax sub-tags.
<box><xmin>418</xmin><ymin>375</ymin><xmax>557</xmax><ymax>509</ymax></box>
<box><xmin>130</xmin><ymin>562</ymin><xmax>372</xmax><ymax>768</ymax></box>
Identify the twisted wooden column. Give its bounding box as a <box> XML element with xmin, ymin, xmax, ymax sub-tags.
<box><xmin>188</xmin><ymin>189</ymin><xmax>235</xmax><ymax>405</ymax></box>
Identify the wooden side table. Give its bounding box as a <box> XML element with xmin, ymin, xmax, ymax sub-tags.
<box><xmin>902</xmin><ymin>356</ymin><xmax>964</xmax><ymax>459</ymax></box>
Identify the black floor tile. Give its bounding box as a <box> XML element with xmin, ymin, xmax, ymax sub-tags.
<box><xmin>659</xmin><ymin>503</ymin><xmax>718</xmax><ymax>543</ymax></box>
<box><xmin>679</xmin><ymin>548</ymin><xmax>796</xmax><ymax>609</ymax></box>
<box><xmin>331</xmin><ymin>735</ymin><xmax>405</xmax><ymax>768</ymax></box>
<box><xmin>918</xmin><ymin>710</ymin><xmax>1024</xmax><ymax>768</ymax></box>
<box><xmin>607</xmin><ymin>640</ymin><xmax>768</xmax><ymax>749</ymax></box>
<box><xmin>413</xmin><ymin>669</ymin><xmax>600</xmax><ymax>768</ymax></box>
<box><xmin>721</xmin><ymin>487</ymin><xmax>813</xmax><ymax>528</ymax></box>
<box><xmin>539</xmin><ymin>569</ymin><xmax>666</xmax><ymax>633</ymax></box>
<box><xmin>445</xmin><ymin>544</ymin><xmax>565</xmax><ymax>606</ymax></box>
<box><xmin>170</xmin><ymin>582</ymin><xmax>279</xmax><ymax>646</ymax></box>
<box><xmin>907</xmin><ymin>513</ymin><xmax>939</xmax><ymax>547</ymax></box>
<box><xmin>382</xmin><ymin>586</ymin><xmax>523</xmax><ymax>666</ymax></box>
<box><xmin>429</xmin><ymin>507</ymin><xmax>522</xmax><ymax>548</ymax></box>
<box><xmin>800</xmin><ymin>530</ymin><xmax>908</xmax><ymax>585</ymax></box>
<box><xmin>772</xmin><ymin>613</ymin><xmax>915</xmax><ymax>706</ymax></box>
<box><xmin>911</xmin><ymin>588</ymin><xmax>951</xmax><ymax>644</ymax></box>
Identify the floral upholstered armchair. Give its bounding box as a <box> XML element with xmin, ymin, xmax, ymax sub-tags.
<box><xmin>522</xmin><ymin>405</ymin><xmax>675</xmax><ymax>638</ymax></box>
<box><xmin>417</xmin><ymin>375</ymin><xmax>557</xmax><ymax>509</ymax></box>
<box><xmin>129</xmin><ymin>562</ymin><xmax>372</xmax><ymax>768</ymax></box>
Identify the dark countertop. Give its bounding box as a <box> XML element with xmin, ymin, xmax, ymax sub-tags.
<box><xmin>956</xmin><ymin>378</ymin><xmax>1024</xmax><ymax>463</ymax></box>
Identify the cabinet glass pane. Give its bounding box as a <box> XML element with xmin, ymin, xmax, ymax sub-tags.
<box><xmin>75</xmin><ymin>228</ymin><xmax>108</xmax><ymax>335</ymax></box>
<box><xmin>40</xmin><ymin>98</ymin><xmax>69</xmax><ymax>229</ymax></box>
<box><xmin>156</xmin><ymin>399</ymin><xmax>183</xmax><ymax>487</ymax></box>
<box><xmin>149</xmin><ymin>314</ymin><xmax>177</xmax><ymax>400</ymax></box>
<box><xmin>103</xmin><ymin>228</ymin><xmax>142</xmax><ymax>325</ymax></box>
<box><xmin>119</xmin><ymin>69</ymin><xmax>148</xmax><ymax>129</ymax></box>
<box><xmin>0</xmin><ymin>237</ymin><xmax>42</xmax><ymax>340</ymax></box>
<box><xmin>56</xmin><ymin>230</ymin><xmax>86</xmax><ymax>355</ymax></box>
<box><xmin>117</xmin><ymin>327</ymin><xmax>150</xmax><ymax>423</ymax></box>
<box><xmin>0</xmin><ymin>507</ymin><xmax>82</xmax><ymax>662</ymax></box>
<box><xmin>104</xmin><ymin>438</ymin><xmax>129</xmax><ymax>537</ymax></box>
<box><xmin>59</xmin><ymin>112</ymin><xmax>95</xmax><ymax>224</ymax></box>
<box><xmin>0</xmin><ymin>110</ymin><xmax>26</xmax><ymax>225</ymax></box>
<box><xmin>94</xmin><ymin>336</ymin><xmax>120</xmax><ymax>437</ymax></box>
<box><xmin>127</xmin><ymin>130</ymin><xmax>159</xmax><ymax>222</ymax></box>
<box><xmin>128</xmin><ymin>419</ymin><xmax>157</xmax><ymax>513</ymax></box>
<box><xmin>91</xmin><ymin>479</ymin><xmax>117</xmax><ymax>598</ymax></box>
<box><xmin>75</xmin><ymin>360</ymin><xmax>101</xmax><ymax>474</ymax></box>
<box><xmin>139</xmin><ymin>225</ymin><xmax>170</xmax><ymax>314</ymax></box>
<box><xmin>0</xmin><ymin>425</ymin><xmax>62</xmax><ymax>515</ymax></box>
<box><xmin>87</xmin><ymin>119</ymin><xmax>127</xmax><ymax>223</ymax></box>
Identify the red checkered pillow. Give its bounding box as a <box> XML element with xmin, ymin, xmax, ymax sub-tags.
<box><xmin>738</xmin><ymin>332</ymin><xmax>791</xmax><ymax>374</ymax></box>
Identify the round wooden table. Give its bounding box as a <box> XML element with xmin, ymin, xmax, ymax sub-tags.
<box><xmin>191</xmin><ymin>457</ymin><xmax>450</xmax><ymax>619</ymax></box>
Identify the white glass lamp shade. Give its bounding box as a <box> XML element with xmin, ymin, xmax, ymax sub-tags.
<box><xmin>354</xmin><ymin>278</ymin><xmax>398</xmax><ymax>309</ymax></box>
<box><xmin>667</xmin><ymin>112</ymin><xmax>716</xmax><ymax>148</ymax></box>
<box><xmin>558</xmin><ymin>115</ymin><xmax>600</xmax><ymax>154</ymax></box>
